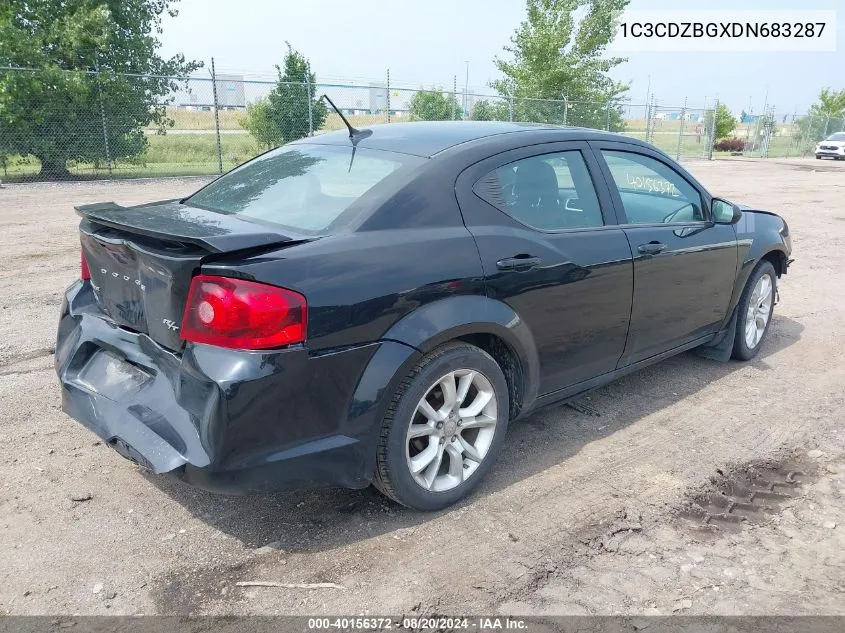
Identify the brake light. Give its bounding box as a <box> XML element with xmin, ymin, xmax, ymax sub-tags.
<box><xmin>180</xmin><ymin>275</ymin><xmax>306</xmax><ymax>349</ymax></box>
<box><xmin>81</xmin><ymin>250</ymin><xmax>91</xmax><ymax>280</ymax></box>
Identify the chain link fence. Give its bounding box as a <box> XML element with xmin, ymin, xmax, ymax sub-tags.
<box><xmin>0</xmin><ymin>66</ymin><xmax>838</xmax><ymax>183</ymax></box>
<box><xmin>727</xmin><ymin>111</ymin><xmax>845</xmax><ymax>159</ymax></box>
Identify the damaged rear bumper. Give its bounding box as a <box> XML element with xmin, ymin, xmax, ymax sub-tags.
<box><xmin>55</xmin><ymin>281</ymin><xmax>382</xmax><ymax>493</ymax></box>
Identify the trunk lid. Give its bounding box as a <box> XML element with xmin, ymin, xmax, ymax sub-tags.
<box><xmin>77</xmin><ymin>200</ymin><xmax>309</xmax><ymax>351</ymax></box>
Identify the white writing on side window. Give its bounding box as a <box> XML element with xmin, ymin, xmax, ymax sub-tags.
<box><xmin>625</xmin><ymin>172</ymin><xmax>681</xmax><ymax>197</ymax></box>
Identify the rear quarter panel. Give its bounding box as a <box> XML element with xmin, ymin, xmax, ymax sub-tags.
<box><xmin>200</xmin><ymin>227</ymin><xmax>487</xmax><ymax>351</ymax></box>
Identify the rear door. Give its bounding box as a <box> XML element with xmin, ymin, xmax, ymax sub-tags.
<box><xmin>456</xmin><ymin>141</ymin><xmax>634</xmax><ymax>395</ymax></box>
<box><xmin>589</xmin><ymin>142</ymin><xmax>738</xmax><ymax>365</ymax></box>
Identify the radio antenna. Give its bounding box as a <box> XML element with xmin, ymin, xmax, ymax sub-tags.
<box><xmin>320</xmin><ymin>94</ymin><xmax>372</xmax><ymax>144</ymax></box>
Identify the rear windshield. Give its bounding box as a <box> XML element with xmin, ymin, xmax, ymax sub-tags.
<box><xmin>184</xmin><ymin>144</ymin><xmax>424</xmax><ymax>233</ymax></box>
<box><xmin>826</xmin><ymin>133</ymin><xmax>845</xmax><ymax>142</ymax></box>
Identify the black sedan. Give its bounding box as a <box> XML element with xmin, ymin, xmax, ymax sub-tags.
<box><xmin>56</xmin><ymin>121</ymin><xmax>792</xmax><ymax>510</ymax></box>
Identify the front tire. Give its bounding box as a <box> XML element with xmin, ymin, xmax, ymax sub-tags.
<box><xmin>373</xmin><ymin>342</ymin><xmax>509</xmax><ymax>510</ymax></box>
<box><xmin>732</xmin><ymin>261</ymin><xmax>777</xmax><ymax>360</ymax></box>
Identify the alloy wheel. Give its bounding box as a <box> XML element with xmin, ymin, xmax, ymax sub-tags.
<box><xmin>405</xmin><ymin>369</ymin><xmax>498</xmax><ymax>492</ymax></box>
<box><xmin>744</xmin><ymin>273</ymin><xmax>774</xmax><ymax>349</ymax></box>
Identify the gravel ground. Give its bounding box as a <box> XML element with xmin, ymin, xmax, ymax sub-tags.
<box><xmin>0</xmin><ymin>158</ymin><xmax>844</xmax><ymax>616</ymax></box>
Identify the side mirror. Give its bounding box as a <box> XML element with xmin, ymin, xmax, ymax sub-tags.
<box><xmin>712</xmin><ymin>198</ymin><xmax>742</xmax><ymax>224</ymax></box>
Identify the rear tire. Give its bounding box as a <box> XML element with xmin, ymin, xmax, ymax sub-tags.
<box><xmin>373</xmin><ymin>342</ymin><xmax>509</xmax><ymax>510</ymax></box>
<box><xmin>732</xmin><ymin>261</ymin><xmax>777</xmax><ymax>361</ymax></box>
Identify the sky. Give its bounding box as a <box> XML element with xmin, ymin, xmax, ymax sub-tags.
<box><xmin>158</xmin><ymin>0</ymin><xmax>844</xmax><ymax>114</ymax></box>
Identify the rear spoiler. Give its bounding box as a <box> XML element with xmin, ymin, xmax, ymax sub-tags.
<box><xmin>75</xmin><ymin>201</ymin><xmax>309</xmax><ymax>254</ymax></box>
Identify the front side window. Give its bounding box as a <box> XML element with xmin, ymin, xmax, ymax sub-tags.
<box><xmin>184</xmin><ymin>145</ymin><xmax>424</xmax><ymax>233</ymax></box>
<box><xmin>600</xmin><ymin>150</ymin><xmax>705</xmax><ymax>225</ymax></box>
<box><xmin>473</xmin><ymin>151</ymin><xmax>604</xmax><ymax>231</ymax></box>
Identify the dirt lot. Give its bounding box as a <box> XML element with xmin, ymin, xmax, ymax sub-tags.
<box><xmin>1</xmin><ymin>158</ymin><xmax>844</xmax><ymax>616</ymax></box>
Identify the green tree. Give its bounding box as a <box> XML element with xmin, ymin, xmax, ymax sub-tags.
<box><xmin>704</xmin><ymin>103</ymin><xmax>737</xmax><ymax>140</ymax></box>
<box><xmin>470</xmin><ymin>99</ymin><xmax>496</xmax><ymax>121</ymax></box>
<box><xmin>408</xmin><ymin>89</ymin><xmax>461</xmax><ymax>121</ymax></box>
<box><xmin>794</xmin><ymin>88</ymin><xmax>845</xmax><ymax>147</ymax></box>
<box><xmin>0</xmin><ymin>1</ymin><xmax>200</xmax><ymax>179</ymax></box>
<box><xmin>239</xmin><ymin>98</ymin><xmax>279</xmax><ymax>151</ymax></box>
<box><xmin>242</xmin><ymin>43</ymin><xmax>326</xmax><ymax>147</ymax></box>
<box><xmin>470</xmin><ymin>98</ymin><xmax>514</xmax><ymax>122</ymax></box>
<box><xmin>715</xmin><ymin>103</ymin><xmax>738</xmax><ymax>139</ymax></box>
<box><xmin>815</xmin><ymin>87</ymin><xmax>845</xmax><ymax>119</ymax></box>
<box><xmin>492</xmin><ymin>0</ymin><xmax>629</xmax><ymax>131</ymax></box>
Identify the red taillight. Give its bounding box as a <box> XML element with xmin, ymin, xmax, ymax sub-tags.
<box><xmin>180</xmin><ymin>275</ymin><xmax>307</xmax><ymax>349</ymax></box>
<box><xmin>81</xmin><ymin>250</ymin><xmax>91</xmax><ymax>280</ymax></box>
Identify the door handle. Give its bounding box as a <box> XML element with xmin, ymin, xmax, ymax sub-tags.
<box><xmin>637</xmin><ymin>241</ymin><xmax>667</xmax><ymax>255</ymax></box>
<box><xmin>496</xmin><ymin>255</ymin><xmax>542</xmax><ymax>271</ymax></box>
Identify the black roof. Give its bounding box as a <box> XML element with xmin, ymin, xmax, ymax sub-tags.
<box><xmin>290</xmin><ymin>121</ymin><xmax>631</xmax><ymax>158</ymax></box>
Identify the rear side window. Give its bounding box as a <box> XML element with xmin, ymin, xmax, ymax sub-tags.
<box><xmin>600</xmin><ymin>150</ymin><xmax>705</xmax><ymax>225</ymax></box>
<box><xmin>473</xmin><ymin>151</ymin><xmax>604</xmax><ymax>230</ymax></box>
<box><xmin>184</xmin><ymin>145</ymin><xmax>424</xmax><ymax>233</ymax></box>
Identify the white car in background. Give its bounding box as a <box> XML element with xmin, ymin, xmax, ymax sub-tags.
<box><xmin>815</xmin><ymin>132</ymin><xmax>845</xmax><ymax>160</ymax></box>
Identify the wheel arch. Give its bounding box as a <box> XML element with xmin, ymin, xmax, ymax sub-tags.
<box><xmin>701</xmin><ymin>251</ymin><xmax>782</xmax><ymax>362</ymax></box>
<box><xmin>724</xmin><ymin>245</ymin><xmax>788</xmax><ymax>327</ymax></box>
<box><xmin>382</xmin><ymin>295</ymin><xmax>540</xmax><ymax>420</ymax></box>
<box><xmin>342</xmin><ymin>296</ymin><xmax>539</xmax><ymax>482</ymax></box>
<box><xmin>452</xmin><ymin>332</ymin><xmax>525</xmax><ymax>421</ymax></box>
<box><xmin>760</xmin><ymin>248</ymin><xmax>788</xmax><ymax>278</ymax></box>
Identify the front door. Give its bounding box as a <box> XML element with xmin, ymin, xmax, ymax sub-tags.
<box><xmin>590</xmin><ymin>144</ymin><xmax>738</xmax><ymax>366</ymax></box>
<box><xmin>456</xmin><ymin>142</ymin><xmax>634</xmax><ymax>395</ymax></box>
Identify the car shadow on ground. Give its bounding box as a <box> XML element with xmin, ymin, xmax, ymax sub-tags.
<box><xmin>148</xmin><ymin>314</ymin><xmax>804</xmax><ymax>553</ymax></box>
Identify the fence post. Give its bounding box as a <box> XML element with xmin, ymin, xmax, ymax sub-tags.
<box><xmin>452</xmin><ymin>75</ymin><xmax>457</xmax><ymax>120</ymax></box>
<box><xmin>761</xmin><ymin>107</ymin><xmax>772</xmax><ymax>158</ymax></box>
<box><xmin>210</xmin><ymin>57</ymin><xmax>223</xmax><ymax>175</ymax></box>
<box><xmin>605</xmin><ymin>101</ymin><xmax>611</xmax><ymax>131</ymax></box>
<box><xmin>653</xmin><ymin>97</ymin><xmax>659</xmax><ymax>143</ymax></box>
<box><xmin>751</xmin><ymin>111</ymin><xmax>764</xmax><ymax>155</ymax></box>
<box><xmin>563</xmin><ymin>96</ymin><xmax>568</xmax><ymax>126</ymax></box>
<box><xmin>647</xmin><ymin>97</ymin><xmax>657</xmax><ymax>144</ymax></box>
<box><xmin>95</xmin><ymin>67</ymin><xmax>113</xmax><ymax>177</ymax></box>
<box><xmin>707</xmin><ymin>99</ymin><xmax>718</xmax><ymax>160</ymax></box>
<box><xmin>822</xmin><ymin>114</ymin><xmax>831</xmax><ymax>139</ymax></box>
<box><xmin>304</xmin><ymin>63</ymin><xmax>313</xmax><ymax>136</ymax></box>
<box><xmin>386</xmin><ymin>69</ymin><xmax>391</xmax><ymax>123</ymax></box>
<box><xmin>676</xmin><ymin>97</ymin><xmax>687</xmax><ymax>161</ymax></box>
